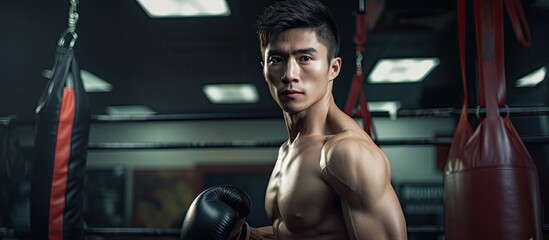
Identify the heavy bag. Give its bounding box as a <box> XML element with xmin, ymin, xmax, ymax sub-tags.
<box><xmin>444</xmin><ymin>0</ymin><xmax>543</xmax><ymax>239</ymax></box>
<box><xmin>31</xmin><ymin>44</ymin><xmax>90</xmax><ymax>240</ymax></box>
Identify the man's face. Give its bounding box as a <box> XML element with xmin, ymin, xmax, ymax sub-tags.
<box><xmin>262</xmin><ymin>28</ymin><xmax>341</xmax><ymax>114</ymax></box>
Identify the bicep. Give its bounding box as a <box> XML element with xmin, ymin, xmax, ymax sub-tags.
<box><xmin>321</xmin><ymin>142</ymin><xmax>389</xmax><ymax>207</ymax></box>
<box><xmin>339</xmin><ymin>187</ymin><xmax>406</xmax><ymax>240</ymax></box>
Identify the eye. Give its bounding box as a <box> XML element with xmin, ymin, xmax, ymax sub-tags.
<box><xmin>299</xmin><ymin>56</ymin><xmax>312</xmax><ymax>62</ymax></box>
<box><xmin>268</xmin><ymin>56</ymin><xmax>283</xmax><ymax>65</ymax></box>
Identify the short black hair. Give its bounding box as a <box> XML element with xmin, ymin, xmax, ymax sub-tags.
<box><xmin>256</xmin><ymin>0</ymin><xmax>340</xmax><ymax>61</ymax></box>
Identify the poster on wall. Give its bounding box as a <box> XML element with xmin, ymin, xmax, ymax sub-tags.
<box><xmin>83</xmin><ymin>167</ymin><xmax>126</xmax><ymax>227</ymax></box>
<box><xmin>132</xmin><ymin>169</ymin><xmax>196</xmax><ymax>228</ymax></box>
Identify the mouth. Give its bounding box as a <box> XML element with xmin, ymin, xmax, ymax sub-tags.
<box><xmin>279</xmin><ymin>89</ymin><xmax>303</xmax><ymax>99</ymax></box>
<box><xmin>281</xmin><ymin>89</ymin><xmax>303</xmax><ymax>95</ymax></box>
<box><xmin>280</xmin><ymin>89</ymin><xmax>303</xmax><ymax>98</ymax></box>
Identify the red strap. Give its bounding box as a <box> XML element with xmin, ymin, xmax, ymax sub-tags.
<box><xmin>444</xmin><ymin>0</ymin><xmax>475</xmax><ymax>174</ymax></box>
<box><xmin>474</xmin><ymin>0</ymin><xmax>530</xmax><ymax>117</ymax></box>
<box><xmin>505</xmin><ymin>0</ymin><xmax>531</xmax><ymax>47</ymax></box>
<box><xmin>344</xmin><ymin>6</ymin><xmax>373</xmax><ymax>135</ymax></box>
<box><xmin>345</xmin><ymin>74</ymin><xmax>363</xmax><ymax>116</ymax></box>
<box><xmin>458</xmin><ymin>0</ymin><xmax>469</xmax><ymax>113</ymax></box>
<box><xmin>474</xmin><ymin>0</ymin><xmax>506</xmax><ymax>117</ymax></box>
<box><xmin>359</xmin><ymin>88</ymin><xmax>373</xmax><ymax>135</ymax></box>
<box><xmin>354</xmin><ymin>13</ymin><xmax>367</xmax><ymax>51</ymax></box>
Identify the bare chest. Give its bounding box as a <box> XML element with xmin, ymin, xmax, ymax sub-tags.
<box><xmin>264</xmin><ymin>143</ymin><xmax>339</xmax><ymax>232</ymax></box>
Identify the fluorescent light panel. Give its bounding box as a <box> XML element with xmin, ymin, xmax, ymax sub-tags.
<box><xmin>515</xmin><ymin>66</ymin><xmax>547</xmax><ymax>87</ymax></box>
<box><xmin>42</xmin><ymin>69</ymin><xmax>113</xmax><ymax>92</ymax></box>
<box><xmin>368</xmin><ymin>101</ymin><xmax>401</xmax><ymax>120</ymax></box>
<box><xmin>203</xmin><ymin>84</ymin><xmax>259</xmax><ymax>104</ymax></box>
<box><xmin>105</xmin><ymin>105</ymin><xmax>157</xmax><ymax>115</ymax></box>
<box><xmin>368</xmin><ymin>58</ymin><xmax>440</xmax><ymax>83</ymax></box>
<box><xmin>137</xmin><ymin>0</ymin><xmax>230</xmax><ymax>17</ymax></box>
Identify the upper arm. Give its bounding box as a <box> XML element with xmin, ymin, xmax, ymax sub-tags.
<box><xmin>320</xmin><ymin>140</ymin><xmax>388</xmax><ymax>208</ymax></box>
<box><xmin>249</xmin><ymin>226</ymin><xmax>274</xmax><ymax>240</ymax></box>
<box><xmin>320</xmin><ymin>140</ymin><xmax>407</xmax><ymax>240</ymax></box>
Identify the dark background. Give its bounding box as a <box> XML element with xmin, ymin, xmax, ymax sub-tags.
<box><xmin>0</xmin><ymin>1</ymin><xmax>548</xmax><ymax>239</ymax></box>
<box><xmin>0</xmin><ymin>0</ymin><xmax>548</xmax><ymax>119</ymax></box>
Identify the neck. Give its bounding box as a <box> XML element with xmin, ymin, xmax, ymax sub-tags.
<box><xmin>283</xmin><ymin>94</ymin><xmax>338</xmax><ymax>143</ymax></box>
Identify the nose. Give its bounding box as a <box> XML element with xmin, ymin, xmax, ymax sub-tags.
<box><xmin>281</xmin><ymin>59</ymin><xmax>299</xmax><ymax>83</ymax></box>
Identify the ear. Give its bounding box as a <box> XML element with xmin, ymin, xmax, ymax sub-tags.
<box><xmin>329</xmin><ymin>57</ymin><xmax>342</xmax><ymax>81</ymax></box>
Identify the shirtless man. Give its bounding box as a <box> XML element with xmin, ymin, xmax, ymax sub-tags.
<box><xmin>180</xmin><ymin>0</ymin><xmax>406</xmax><ymax>239</ymax></box>
<box><xmin>248</xmin><ymin>0</ymin><xmax>407</xmax><ymax>239</ymax></box>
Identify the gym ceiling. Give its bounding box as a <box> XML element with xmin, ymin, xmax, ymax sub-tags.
<box><xmin>1</xmin><ymin>0</ymin><xmax>548</xmax><ymax>120</ymax></box>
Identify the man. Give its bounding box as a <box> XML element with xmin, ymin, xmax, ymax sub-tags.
<box><xmin>180</xmin><ymin>0</ymin><xmax>407</xmax><ymax>239</ymax></box>
<box><xmin>249</xmin><ymin>0</ymin><xmax>407</xmax><ymax>239</ymax></box>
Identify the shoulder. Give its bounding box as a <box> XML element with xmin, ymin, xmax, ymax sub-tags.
<box><xmin>320</xmin><ymin>130</ymin><xmax>390</xmax><ymax>194</ymax></box>
<box><xmin>321</xmin><ymin>130</ymin><xmax>385</xmax><ymax>171</ymax></box>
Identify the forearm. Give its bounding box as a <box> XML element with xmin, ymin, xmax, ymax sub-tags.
<box><xmin>249</xmin><ymin>226</ymin><xmax>275</xmax><ymax>240</ymax></box>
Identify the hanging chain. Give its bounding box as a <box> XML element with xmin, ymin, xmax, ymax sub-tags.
<box><xmin>58</xmin><ymin>0</ymin><xmax>79</xmax><ymax>47</ymax></box>
<box><xmin>67</xmin><ymin>0</ymin><xmax>79</xmax><ymax>32</ymax></box>
<box><xmin>355</xmin><ymin>51</ymin><xmax>363</xmax><ymax>75</ymax></box>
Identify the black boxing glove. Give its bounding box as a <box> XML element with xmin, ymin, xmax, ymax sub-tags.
<box><xmin>180</xmin><ymin>185</ymin><xmax>251</xmax><ymax>240</ymax></box>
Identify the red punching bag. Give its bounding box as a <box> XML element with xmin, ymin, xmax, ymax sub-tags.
<box><xmin>444</xmin><ymin>0</ymin><xmax>543</xmax><ymax>239</ymax></box>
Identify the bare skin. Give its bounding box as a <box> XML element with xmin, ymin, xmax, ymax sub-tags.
<box><xmin>249</xmin><ymin>28</ymin><xmax>407</xmax><ymax>240</ymax></box>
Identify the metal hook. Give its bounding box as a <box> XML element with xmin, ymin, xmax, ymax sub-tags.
<box><xmin>58</xmin><ymin>29</ymin><xmax>78</xmax><ymax>48</ymax></box>
<box><xmin>504</xmin><ymin>104</ymin><xmax>511</xmax><ymax>117</ymax></box>
<box><xmin>67</xmin><ymin>0</ymin><xmax>79</xmax><ymax>31</ymax></box>
<box><xmin>57</xmin><ymin>0</ymin><xmax>79</xmax><ymax>48</ymax></box>
<box><xmin>475</xmin><ymin>105</ymin><xmax>511</xmax><ymax>118</ymax></box>
<box><xmin>355</xmin><ymin>51</ymin><xmax>363</xmax><ymax>75</ymax></box>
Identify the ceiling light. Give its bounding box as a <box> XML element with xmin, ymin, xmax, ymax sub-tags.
<box><xmin>515</xmin><ymin>66</ymin><xmax>547</xmax><ymax>87</ymax></box>
<box><xmin>42</xmin><ymin>69</ymin><xmax>113</xmax><ymax>92</ymax></box>
<box><xmin>368</xmin><ymin>58</ymin><xmax>440</xmax><ymax>83</ymax></box>
<box><xmin>137</xmin><ymin>0</ymin><xmax>230</xmax><ymax>17</ymax></box>
<box><xmin>203</xmin><ymin>84</ymin><xmax>259</xmax><ymax>104</ymax></box>
<box><xmin>368</xmin><ymin>101</ymin><xmax>401</xmax><ymax>120</ymax></box>
<box><xmin>105</xmin><ymin>105</ymin><xmax>156</xmax><ymax>115</ymax></box>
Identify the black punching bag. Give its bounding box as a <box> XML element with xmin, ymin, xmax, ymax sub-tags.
<box><xmin>31</xmin><ymin>35</ymin><xmax>90</xmax><ymax>240</ymax></box>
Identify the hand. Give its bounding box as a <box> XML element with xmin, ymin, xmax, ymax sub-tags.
<box><xmin>180</xmin><ymin>185</ymin><xmax>251</xmax><ymax>240</ymax></box>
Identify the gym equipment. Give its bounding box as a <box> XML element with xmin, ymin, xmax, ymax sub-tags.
<box><xmin>444</xmin><ymin>0</ymin><xmax>543</xmax><ymax>239</ymax></box>
<box><xmin>4</xmin><ymin>105</ymin><xmax>549</xmax><ymax>125</ymax></box>
<box><xmin>180</xmin><ymin>185</ymin><xmax>251</xmax><ymax>240</ymax></box>
<box><xmin>30</xmin><ymin>0</ymin><xmax>91</xmax><ymax>239</ymax></box>
<box><xmin>345</xmin><ymin>0</ymin><xmax>374</xmax><ymax>136</ymax></box>
<box><xmin>82</xmin><ymin>136</ymin><xmax>549</xmax><ymax>150</ymax></box>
